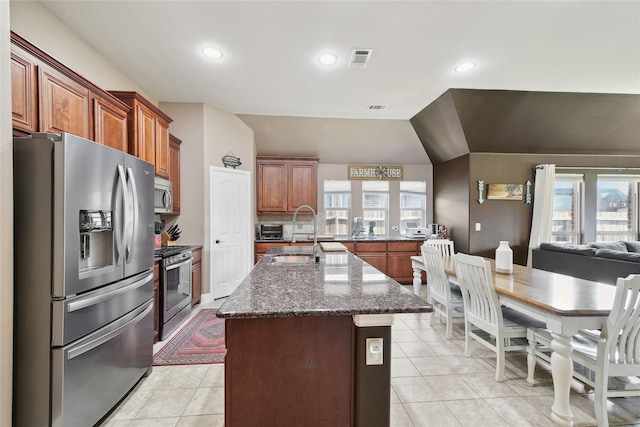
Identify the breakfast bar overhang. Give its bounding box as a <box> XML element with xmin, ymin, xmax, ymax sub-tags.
<box><xmin>217</xmin><ymin>246</ymin><xmax>431</xmax><ymax>427</ymax></box>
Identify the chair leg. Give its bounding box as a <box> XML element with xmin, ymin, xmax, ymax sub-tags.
<box><xmin>464</xmin><ymin>321</ymin><xmax>470</xmax><ymax>357</ymax></box>
<box><xmin>495</xmin><ymin>338</ymin><xmax>506</xmax><ymax>382</ymax></box>
<box><xmin>593</xmin><ymin>367</ymin><xmax>609</xmax><ymax>427</ymax></box>
<box><xmin>526</xmin><ymin>329</ymin><xmax>536</xmax><ymax>385</ymax></box>
<box><xmin>445</xmin><ymin>311</ymin><xmax>453</xmax><ymax>340</ymax></box>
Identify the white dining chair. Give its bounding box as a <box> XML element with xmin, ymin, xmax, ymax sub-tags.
<box><xmin>423</xmin><ymin>239</ymin><xmax>455</xmax><ymax>257</ymax></box>
<box><xmin>422</xmin><ymin>245</ymin><xmax>464</xmax><ymax>339</ymax></box>
<box><xmin>454</xmin><ymin>253</ymin><xmax>545</xmax><ymax>382</ymax></box>
<box><xmin>528</xmin><ymin>274</ymin><xmax>640</xmax><ymax>427</ymax></box>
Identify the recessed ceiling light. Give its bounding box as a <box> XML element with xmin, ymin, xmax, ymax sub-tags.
<box><xmin>202</xmin><ymin>47</ymin><xmax>223</xmax><ymax>59</ymax></box>
<box><xmin>455</xmin><ymin>62</ymin><xmax>475</xmax><ymax>73</ymax></box>
<box><xmin>319</xmin><ymin>53</ymin><xmax>338</xmax><ymax>65</ymax></box>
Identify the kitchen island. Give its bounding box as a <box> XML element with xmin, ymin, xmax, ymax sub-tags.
<box><xmin>217</xmin><ymin>245</ymin><xmax>431</xmax><ymax>427</ymax></box>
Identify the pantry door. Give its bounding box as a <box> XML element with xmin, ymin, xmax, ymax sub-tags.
<box><xmin>210</xmin><ymin>166</ymin><xmax>252</xmax><ymax>299</ymax></box>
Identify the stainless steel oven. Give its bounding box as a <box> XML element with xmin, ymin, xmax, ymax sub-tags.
<box><xmin>157</xmin><ymin>247</ymin><xmax>192</xmax><ymax>340</ymax></box>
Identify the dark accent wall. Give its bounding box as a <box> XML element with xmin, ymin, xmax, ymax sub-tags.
<box><xmin>434</xmin><ymin>155</ymin><xmax>470</xmax><ymax>254</ymax></box>
<box><xmin>411</xmin><ymin>89</ymin><xmax>640</xmax><ymax>164</ymax></box>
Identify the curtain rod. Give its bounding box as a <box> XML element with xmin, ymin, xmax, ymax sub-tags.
<box><xmin>555</xmin><ymin>167</ymin><xmax>640</xmax><ymax>171</ymax></box>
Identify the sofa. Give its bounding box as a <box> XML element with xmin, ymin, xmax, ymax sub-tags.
<box><xmin>531</xmin><ymin>241</ymin><xmax>640</xmax><ymax>285</ymax></box>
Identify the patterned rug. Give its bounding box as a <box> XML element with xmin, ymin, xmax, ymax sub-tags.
<box><xmin>153</xmin><ymin>309</ymin><xmax>226</xmax><ymax>366</ymax></box>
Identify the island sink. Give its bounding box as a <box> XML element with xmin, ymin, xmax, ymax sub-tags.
<box><xmin>269</xmin><ymin>254</ymin><xmax>315</xmax><ymax>265</ymax></box>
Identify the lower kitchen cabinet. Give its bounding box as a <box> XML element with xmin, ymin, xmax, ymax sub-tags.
<box><xmin>386</xmin><ymin>241</ymin><xmax>422</xmax><ymax>284</ymax></box>
<box><xmin>192</xmin><ymin>247</ymin><xmax>202</xmax><ymax>306</ymax></box>
<box><xmin>153</xmin><ymin>261</ymin><xmax>160</xmax><ymax>344</ymax></box>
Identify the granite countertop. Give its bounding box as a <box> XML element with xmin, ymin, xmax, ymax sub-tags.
<box><xmin>217</xmin><ymin>245</ymin><xmax>431</xmax><ymax>319</ymax></box>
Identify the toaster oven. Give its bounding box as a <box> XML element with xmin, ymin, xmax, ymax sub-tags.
<box><xmin>259</xmin><ymin>224</ymin><xmax>283</xmax><ymax>240</ymax></box>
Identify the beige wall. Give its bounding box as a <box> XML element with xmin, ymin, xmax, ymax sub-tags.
<box><xmin>160</xmin><ymin>102</ymin><xmax>256</xmax><ymax>298</ymax></box>
<box><xmin>1</xmin><ymin>2</ymin><xmax>14</xmax><ymax>425</ymax></box>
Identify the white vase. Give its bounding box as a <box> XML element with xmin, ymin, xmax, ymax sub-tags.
<box><xmin>495</xmin><ymin>241</ymin><xmax>513</xmax><ymax>274</ymax></box>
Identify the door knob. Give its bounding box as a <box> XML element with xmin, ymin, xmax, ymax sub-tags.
<box><xmin>215</xmin><ymin>239</ymin><xmax>223</xmax><ymax>244</ymax></box>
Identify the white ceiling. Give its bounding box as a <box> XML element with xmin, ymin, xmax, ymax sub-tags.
<box><xmin>36</xmin><ymin>0</ymin><xmax>640</xmax><ymax>164</ymax></box>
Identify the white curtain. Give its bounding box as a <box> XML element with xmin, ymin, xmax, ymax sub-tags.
<box><xmin>527</xmin><ymin>164</ymin><xmax>556</xmax><ymax>267</ymax></box>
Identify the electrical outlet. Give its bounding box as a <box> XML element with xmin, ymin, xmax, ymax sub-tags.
<box><xmin>475</xmin><ymin>223</ymin><xmax>481</xmax><ymax>231</ymax></box>
<box><xmin>365</xmin><ymin>338</ymin><xmax>383</xmax><ymax>365</ymax></box>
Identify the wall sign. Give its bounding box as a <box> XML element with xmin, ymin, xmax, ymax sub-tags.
<box><xmin>348</xmin><ymin>165</ymin><xmax>404</xmax><ymax>181</ymax></box>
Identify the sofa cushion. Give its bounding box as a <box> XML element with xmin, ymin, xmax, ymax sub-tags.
<box><xmin>595</xmin><ymin>249</ymin><xmax>640</xmax><ymax>263</ymax></box>
<box><xmin>539</xmin><ymin>242</ymin><xmax>596</xmax><ymax>256</ymax></box>
<box><xmin>624</xmin><ymin>241</ymin><xmax>640</xmax><ymax>253</ymax></box>
<box><xmin>588</xmin><ymin>241</ymin><xmax>628</xmax><ymax>252</ymax></box>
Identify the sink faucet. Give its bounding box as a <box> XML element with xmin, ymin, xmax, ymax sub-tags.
<box><xmin>292</xmin><ymin>205</ymin><xmax>318</xmax><ymax>262</ymax></box>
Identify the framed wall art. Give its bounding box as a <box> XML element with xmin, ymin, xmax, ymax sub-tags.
<box><xmin>487</xmin><ymin>184</ymin><xmax>524</xmax><ymax>201</ymax></box>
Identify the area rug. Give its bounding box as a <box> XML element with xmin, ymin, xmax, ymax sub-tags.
<box><xmin>153</xmin><ymin>309</ymin><xmax>226</xmax><ymax>366</ymax></box>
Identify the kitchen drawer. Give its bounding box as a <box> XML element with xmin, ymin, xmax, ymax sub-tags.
<box><xmin>354</xmin><ymin>242</ymin><xmax>386</xmax><ymax>252</ymax></box>
<box><xmin>255</xmin><ymin>242</ymin><xmax>289</xmax><ymax>253</ymax></box>
<box><xmin>387</xmin><ymin>241</ymin><xmax>420</xmax><ymax>252</ymax></box>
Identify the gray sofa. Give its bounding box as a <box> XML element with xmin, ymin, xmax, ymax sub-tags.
<box><xmin>531</xmin><ymin>241</ymin><xmax>640</xmax><ymax>285</ymax></box>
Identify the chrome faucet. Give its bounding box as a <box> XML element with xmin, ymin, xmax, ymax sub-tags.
<box><xmin>292</xmin><ymin>205</ymin><xmax>318</xmax><ymax>262</ymax></box>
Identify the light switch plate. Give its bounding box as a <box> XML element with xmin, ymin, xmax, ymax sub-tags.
<box><xmin>365</xmin><ymin>338</ymin><xmax>384</xmax><ymax>365</ymax></box>
<box><xmin>475</xmin><ymin>223</ymin><xmax>481</xmax><ymax>231</ymax></box>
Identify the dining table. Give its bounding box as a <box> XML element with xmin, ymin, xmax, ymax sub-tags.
<box><xmin>424</xmin><ymin>255</ymin><xmax>616</xmax><ymax>427</ymax></box>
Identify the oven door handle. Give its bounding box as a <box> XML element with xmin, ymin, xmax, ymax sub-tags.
<box><xmin>165</xmin><ymin>257</ymin><xmax>192</xmax><ymax>271</ymax></box>
<box><xmin>67</xmin><ymin>302</ymin><xmax>153</xmax><ymax>360</ymax></box>
<box><xmin>66</xmin><ymin>272</ymin><xmax>153</xmax><ymax>313</ymax></box>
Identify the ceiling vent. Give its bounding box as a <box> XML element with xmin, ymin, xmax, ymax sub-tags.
<box><xmin>349</xmin><ymin>49</ymin><xmax>373</xmax><ymax>68</ymax></box>
<box><xmin>368</xmin><ymin>104</ymin><xmax>386</xmax><ymax>110</ymax></box>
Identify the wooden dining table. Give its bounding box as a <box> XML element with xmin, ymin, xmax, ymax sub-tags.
<box><xmin>432</xmin><ymin>256</ymin><xmax>616</xmax><ymax>427</ymax></box>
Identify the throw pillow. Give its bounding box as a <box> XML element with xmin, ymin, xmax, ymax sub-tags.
<box><xmin>624</xmin><ymin>241</ymin><xmax>640</xmax><ymax>253</ymax></box>
<box><xmin>587</xmin><ymin>241</ymin><xmax>628</xmax><ymax>252</ymax></box>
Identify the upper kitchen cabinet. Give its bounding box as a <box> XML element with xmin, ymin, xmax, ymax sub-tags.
<box><xmin>168</xmin><ymin>134</ymin><xmax>182</xmax><ymax>215</ymax></box>
<box><xmin>10</xmin><ymin>48</ymin><xmax>38</xmax><ymax>134</ymax></box>
<box><xmin>256</xmin><ymin>156</ymin><xmax>319</xmax><ymax>215</ymax></box>
<box><xmin>92</xmin><ymin>93</ymin><xmax>128</xmax><ymax>152</ymax></box>
<box><xmin>10</xmin><ymin>32</ymin><xmax>130</xmax><ymax>148</ymax></box>
<box><xmin>109</xmin><ymin>91</ymin><xmax>173</xmax><ymax>179</ymax></box>
<box><xmin>38</xmin><ymin>62</ymin><xmax>90</xmax><ymax>139</ymax></box>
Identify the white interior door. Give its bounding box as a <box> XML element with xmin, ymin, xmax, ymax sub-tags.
<box><xmin>210</xmin><ymin>166</ymin><xmax>252</xmax><ymax>299</ymax></box>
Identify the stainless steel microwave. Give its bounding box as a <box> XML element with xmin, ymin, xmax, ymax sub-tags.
<box><xmin>154</xmin><ymin>177</ymin><xmax>173</xmax><ymax>214</ymax></box>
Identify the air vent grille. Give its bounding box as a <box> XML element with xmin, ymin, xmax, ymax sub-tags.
<box><xmin>349</xmin><ymin>49</ymin><xmax>373</xmax><ymax>68</ymax></box>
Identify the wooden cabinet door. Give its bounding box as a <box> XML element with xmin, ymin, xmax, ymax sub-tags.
<box><xmin>11</xmin><ymin>50</ymin><xmax>38</xmax><ymax>133</ymax></box>
<box><xmin>288</xmin><ymin>161</ymin><xmax>317</xmax><ymax>211</ymax></box>
<box><xmin>191</xmin><ymin>248</ymin><xmax>202</xmax><ymax>306</ymax></box>
<box><xmin>169</xmin><ymin>134</ymin><xmax>181</xmax><ymax>214</ymax></box>
<box><xmin>135</xmin><ymin>102</ymin><xmax>156</xmax><ymax>166</ymax></box>
<box><xmin>92</xmin><ymin>94</ymin><xmax>127</xmax><ymax>151</ymax></box>
<box><xmin>257</xmin><ymin>160</ymin><xmax>287</xmax><ymax>213</ymax></box>
<box><xmin>155</xmin><ymin>118</ymin><xmax>170</xmax><ymax>178</ymax></box>
<box><xmin>39</xmin><ymin>64</ymin><xmax>90</xmax><ymax>139</ymax></box>
<box><xmin>387</xmin><ymin>251</ymin><xmax>418</xmax><ymax>284</ymax></box>
<box><xmin>357</xmin><ymin>252</ymin><xmax>387</xmax><ymax>273</ymax></box>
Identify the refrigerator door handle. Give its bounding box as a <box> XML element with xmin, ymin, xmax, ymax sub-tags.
<box><xmin>114</xmin><ymin>165</ymin><xmax>127</xmax><ymax>265</ymax></box>
<box><xmin>125</xmin><ymin>167</ymin><xmax>139</xmax><ymax>263</ymax></box>
<box><xmin>66</xmin><ymin>302</ymin><xmax>153</xmax><ymax>360</ymax></box>
<box><xmin>66</xmin><ymin>272</ymin><xmax>153</xmax><ymax>313</ymax></box>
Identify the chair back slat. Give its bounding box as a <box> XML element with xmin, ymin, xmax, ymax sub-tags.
<box><xmin>423</xmin><ymin>239</ymin><xmax>454</xmax><ymax>257</ymax></box>
<box><xmin>421</xmin><ymin>246</ymin><xmax>449</xmax><ymax>302</ymax></box>
<box><xmin>454</xmin><ymin>253</ymin><xmax>503</xmax><ymax>334</ymax></box>
<box><xmin>606</xmin><ymin>275</ymin><xmax>640</xmax><ymax>365</ymax></box>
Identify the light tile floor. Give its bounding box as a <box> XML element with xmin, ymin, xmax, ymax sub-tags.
<box><xmin>100</xmin><ymin>288</ymin><xmax>640</xmax><ymax>426</ymax></box>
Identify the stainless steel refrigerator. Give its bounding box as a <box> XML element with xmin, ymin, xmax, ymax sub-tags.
<box><xmin>13</xmin><ymin>132</ymin><xmax>155</xmax><ymax>427</ymax></box>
